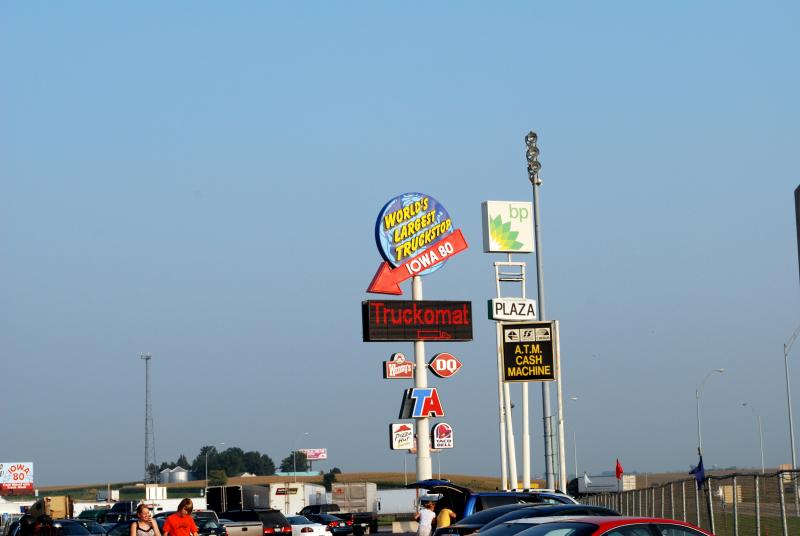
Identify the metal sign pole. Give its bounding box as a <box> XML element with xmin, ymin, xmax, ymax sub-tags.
<box><xmin>496</xmin><ymin>321</ymin><xmax>509</xmax><ymax>490</ymax></box>
<box><xmin>413</xmin><ymin>275</ymin><xmax>432</xmax><ymax>481</ymax></box>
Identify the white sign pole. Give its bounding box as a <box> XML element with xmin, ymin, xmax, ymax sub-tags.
<box><xmin>413</xmin><ymin>275</ymin><xmax>432</xmax><ymax>481</ymax></box>
<box><xmin>521</xmin><ymin>271</ymin><xmax>531</xmax><ymax>490</ymax></box>
<box><xmin>496</xmin><ymin>322</ymin><xmax>509</xmax><ymax>490</ymax></box>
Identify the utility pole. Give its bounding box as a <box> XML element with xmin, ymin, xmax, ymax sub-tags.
<box><xmin>526</xmin><ymin>131</ymin><xmax>556</xmax><ymax>489</ymax></box>
<box><xmin>141</xmin><ymin>353</ymin><xmax>156</xmax><ymax>483</ymax></box>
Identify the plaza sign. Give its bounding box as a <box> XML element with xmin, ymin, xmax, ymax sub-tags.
<box><xmin>488</xmin><ymin>298</ymin><xmax>538</xmax><ymax>321</ymax></box>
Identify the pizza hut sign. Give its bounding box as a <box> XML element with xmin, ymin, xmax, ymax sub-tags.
<box><xmin>390</xmin><ymin>423</ymin><xmax>414</xmax><ymax>450</ymax></box>
<box><xmin>383</xmin><ymin>353</ymin><xmax>415</xmax><ymax>379</ymax></box>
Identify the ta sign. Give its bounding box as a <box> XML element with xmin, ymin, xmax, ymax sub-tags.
<box><xmin>428</xmin><ymin>353</ymin><xmax>462</xmax><ymax>378</ymax></box>
<box><xmin>398</xmin><ymin>388</ymin><xmax>445</xmax><ymax>418</ymax></box>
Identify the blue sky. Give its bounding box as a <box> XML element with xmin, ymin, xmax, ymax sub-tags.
<box><xmin>2</xmin><ymin>2</ymin><xmax>799</xmax><ymax>486</ymax></box>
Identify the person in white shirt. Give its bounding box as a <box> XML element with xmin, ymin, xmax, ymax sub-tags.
<box><xmin>414</xmin><ymin>502</ymin><xmax>436</xmax><ymax>536</ymax></box>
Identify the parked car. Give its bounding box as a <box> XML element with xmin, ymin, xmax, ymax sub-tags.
<box><xmin>221</xmin><ymin>509</ymin><xmax>292</xmax><ymax>535</ymax></box>
<box><xmin>431</xmin><ymin>504</ymin><xmax>536</xmax><ymax>536</ymax></box>
<box><xmin>73</xmin><ymin>520</ymin><xmax>107</xmax><ymax>536</ymax></box>
<box><xmin>304</xmin><ymin>515</ymin><xmax>352</xmax><ymax>536</ymax></box>
<box><xmin>78</xmin><ymin>510</ymin><xmax>111</xmax><ymax>524</ymax></box>
<box><xmin>3</xmin><ymin>522</ymin><xmax>19</xmax><ymax>536</ymax></box>
<box><xmin>408</xmin><ymin>480</ymin><xmax>577</xmax><ymax>521</ymax></box>
<box><xmin>472</xmin><ymin>504</ymin><xmax>619</xmax><ymax>535</ymax></box>
<box><xmin>285</xmin><ymin>516</ymin><xmax>328</xmax><ymax>536</ymax></box>
<box><xmin>493</xmin><ymin>516</ymin><xmax>712</xmax><ymax>536</ymax></box>
<box><xmin>50</xmin><ymin>520</ymin><xmax>93</xmax><ymax>536</ymax></box>
<box><xmin>104</xmin><ymin>518</ymin><xmax>166</xmax><ymax>536</ymax></box>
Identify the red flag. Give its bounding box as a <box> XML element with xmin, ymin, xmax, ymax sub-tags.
<box><xmin>615</xmin><ymin>459</ymin><xmax>624</xmax><ymax>480</ymax></box>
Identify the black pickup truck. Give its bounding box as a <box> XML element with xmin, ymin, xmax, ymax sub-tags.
<box><xmin>298</xmin><ymin>505</ymin><xmax>377</xmax><ymax>536</ymax></box>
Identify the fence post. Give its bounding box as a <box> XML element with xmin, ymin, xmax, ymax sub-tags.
<box><xmin>681</xmin><ymin>481</ymin><xmax>687</xmax><ymax>522</ymax></box>
<box><xmin>754</xmin><ymin>474</ymin><xmax>760</xmax><ymax>536</ymax></box>
<box><xmin>661</xmin><ymin>485</ymin><xmax>665</xmax><ymax>518</ymax></box>
<box><xmin>670</xmin><ymin>482</ymin><xmax>674</xmax><ymax>520</ymax></box>
<box><xmin>733</xmin><ymin>475</ymin><xmax>739</xmax><ymax>536</ymax></box>
<box><xmin>652</xmin><ymin>487</ymin><xmax>656</xmax><ymax>517</ymax></box>
<box><xmin>695</xmin><ymin>478</ymin><xmax>701</xmax><ymax>526</ymax></box>
<box><xmin>707</xmin><ymin>479</ymin><xmax>716</xmax><ymax>535</ymax></box>
<box><xmin>779</xmin><ymin>471</ymin><xmax>789</xmax><ymax>536</ymax></box>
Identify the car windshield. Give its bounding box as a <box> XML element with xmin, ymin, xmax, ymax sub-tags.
<box><xmin>54</xmin><ymin>524</ymin><xmax>92</xmax><ymax>536</ymax></box>
<box><xmin>455</xmin><ymin>505</ymin><xmax>532</xmax><ymax>526</ymax></box>
<box><xmin>287</xmin><ymin>517</ymin><xmax>311</xmax><ymax>525</ymax></box>
<box><xmin>510</xmin><ymin>523</ymin><xmax>596</xmax><ymax>536</ymax></box>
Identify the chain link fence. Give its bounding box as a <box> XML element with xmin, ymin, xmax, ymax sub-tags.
<box><xmin>580</xmin><ymin>470</ymin><xmax>800</xmax><ymax>535</ymax></box>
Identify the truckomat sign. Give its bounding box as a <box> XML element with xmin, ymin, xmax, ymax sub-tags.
<box><xmin>0</xmin><ymin>463</ymin><xmax>33</xmax><ymax>494</ymax></box>
<box><xmin>500</xmin><ymin>321</ymin><xmax>557</xmax><ymax>382</ymax></box>
<box><xmin>362</xmin><ymin>300</ymin><xmax>473</xmax><ymax>342</ymax></box>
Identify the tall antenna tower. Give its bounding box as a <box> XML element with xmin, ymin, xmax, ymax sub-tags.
<box><xmin>141</xmin><ymin>353</ymin><xmax>157</xmax><ymax>482</ymax></box>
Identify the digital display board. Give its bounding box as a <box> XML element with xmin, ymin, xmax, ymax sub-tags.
<box><xmin>500</xmin><ymin>321</ymin><xmax>557</xmax><ymax>382</ymax></box>
<box><xmin>362</xmin><ymin>300</ymin><xmax>473</xmax><ymax>342</ymax></box>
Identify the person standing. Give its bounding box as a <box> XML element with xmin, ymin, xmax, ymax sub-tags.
<box><xmin>162</xmin><ymin>499</ymin><xmax>198</xmax><ymax>536</ymax></box>
<box><xmin>131</xmin><ymin>504</ymin><xmax>163</xmax><ymax>536</ymax></box>
<box><xmin>414</xmin><ymin>502</ymin><xmax>436</xmax><ymax>536</ymax></box>
<box><xmin>435</xmin><ymin>503</ymin><xmax>456</xmax><ymax>529</ymax></box>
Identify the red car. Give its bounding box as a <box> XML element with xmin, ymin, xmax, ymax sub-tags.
<box><xmin>511</xmin><ymin>516</ymin><xmax>713</xmax><ymax>536</ymax></box>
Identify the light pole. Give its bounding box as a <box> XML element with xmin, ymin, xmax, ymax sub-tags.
<box><xmin>784</xmin><ymin>324</ymin><xmax>800</xmax><ymax>473</ymax></box>
<box><xmin>205</xmin><ymin>442</ymin><xmax>225</xmax><ymax>482</ymax></box>
<box><xmin>569</xmin><ymin>397</ymin><xmax>578</xmax><ymax>481</ymax></box>
<box><xmin>293</xmin><ymin>432</ymin><xmax>310</xmax><ymax>483</ymax></box>
<box><xmin>742</xmin><ymin>403</ymin><xmax>765</xmax><ymax>474</ymax></box>
<box><xmin>696</xmin><ymin>369</ymin><xmax>725</xmax><ymax>457</ymax></box>
<box><xmin>526</xmin><ymin>130</ymin><xmax>557</xmax><ymax>489</ymax></box>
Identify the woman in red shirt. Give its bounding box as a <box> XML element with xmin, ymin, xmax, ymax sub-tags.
<box><xmin>162</xmin><ymin>499</ymin><xmax>198</xmax><ymax>536</ymax></box>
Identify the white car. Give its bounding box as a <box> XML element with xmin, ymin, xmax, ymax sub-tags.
<box><xmin>286</xmin><ymin>516</ymin><xmax>329</xmax><ymax>536</ymax></box>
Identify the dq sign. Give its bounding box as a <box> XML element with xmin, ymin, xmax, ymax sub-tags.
<box><xmin>428</xmin><ymin>353</ymin><xmax>462</xmax><ymax>378</ymax></box>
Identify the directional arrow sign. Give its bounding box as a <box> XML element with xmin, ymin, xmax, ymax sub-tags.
<box><xmin>367</xmin><ymin>229</ymin><xmax>468</xmax><ymax>295</ymax></box>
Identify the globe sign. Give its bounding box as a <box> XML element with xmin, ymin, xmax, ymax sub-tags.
<box><xmin>374</xmin><ymin>192</ymin><xmax>453</xmax><ymax>276</ymax></box>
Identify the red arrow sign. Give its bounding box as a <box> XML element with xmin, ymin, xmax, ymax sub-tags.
<box><xmin>367</xmin><ymin>229</ymin><xmax>468</xmax><ymax>295</ymax></box>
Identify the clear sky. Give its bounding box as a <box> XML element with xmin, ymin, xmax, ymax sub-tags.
<box><xmin>2</xmin><ymin>2</ymin><xmax>799</xmax><ymax>487</ymax></box>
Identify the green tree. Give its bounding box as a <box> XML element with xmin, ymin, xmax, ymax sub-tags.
<box><xmin>322</xmin><ymin>470</ymin><xmax>337</xmax><ymax>491</ymax></box>
<box><xmin>208</xmin><ymin>469</ymin><xmax>227</xmax><ymax>486</ymax></box>
<box><xmin>279</xmin><ymin>451</ymin><xmax>308</xmax><ymax>472</ymax></box>
<box><xmin>146</xmin><ymin>464</ymin><xmax>160</xmax><ymax>483</ymax></box>
<box><xmin>176</xmin><ymin>454</ymin><xmax>190</xmax><ymax>468</ymax></box>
